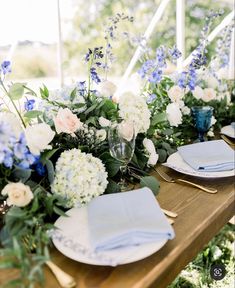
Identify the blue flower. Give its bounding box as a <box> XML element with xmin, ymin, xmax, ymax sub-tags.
<box><xmin>156</xmin><ymin>46</ymin><xmax>166</xmax><ymax>68</ymax></box>
<box><xmin>1</xmin><ymin>60</ymin><xmax>11</xmax><ymax>75</ymax></box>
<box><xmin>138</xmin><ymin>60</ymin><xmax>154</xmax><ymax>79</ymax></box>
<box><xmin>149</xmin><ymin>69</ymin><xmax>162</xmax><ymax>83</ymax></box>
<box><xmin>147</xmin><ymin>93</ymin><xmax>157</xmax><ymax>104</ymax></box>
<box><xmin>168</xmin><ymin>45</ymin><xmax>182</xmax><ymax>60</ymax></box>
<box><xmin>177</xmin><ymin>71</ymin><xmax>188</xmax><ymax>89</ymax></box>
<box><xmin>24</xmin><ymin>99</ymin><xmax>35</xmax><ymax>111</ymax></box>
<box><xmin>90</xmin><ymin>67</ymin><xmax>101</xmax><ymax>84</ymax></box>
<box><xmin>3</xmin><ymin>151</ymin><xmax>14</xmax><ymax>168</ymax></box>
<box><xmin>35</xmin><ymin>162</ymin><xmax>46</xmax><ymax>176</ymax></box>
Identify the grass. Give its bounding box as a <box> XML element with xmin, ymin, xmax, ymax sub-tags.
<box><xmin>168</xmin><ymin>224</ymin><xmax>235</xmax><ymax>288</ymax></box>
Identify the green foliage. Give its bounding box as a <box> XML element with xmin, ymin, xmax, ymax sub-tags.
<box><xmin>140</xmin><ymin>176</ymin><xmax>160</xmax><ymax>195</ymax></box>
<box><xmin>8</xmin><ymin>83</ymin><xmax>25</xmax><ymax>100</ymax></box>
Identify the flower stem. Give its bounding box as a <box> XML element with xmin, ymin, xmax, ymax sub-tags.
<box><xmin>0</xmin><ymin>81</ymin><xmax>26</xmax><ymax>128</ymax></box>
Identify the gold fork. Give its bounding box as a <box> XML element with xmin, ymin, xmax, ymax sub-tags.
<box><xmin>154</xmin><ymin>167</ymin><xmax>217</xmax><ymax>194</ymax></box>
<box><xmin>221</xmin><ymin>134</ymin><xmax>235</xmax><ymax>146</ymax></box>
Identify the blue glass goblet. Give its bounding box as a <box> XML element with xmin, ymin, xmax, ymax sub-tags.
<box><xmin>191</xmin><ymin>106</ymin><xmax>214</xmax><ymax>142</ymax></box>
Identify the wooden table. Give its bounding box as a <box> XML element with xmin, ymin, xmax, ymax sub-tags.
<box><xmin>1</xmin><ymin>167</ymin><xmax>234</xmax><ymax>288</ymax></box>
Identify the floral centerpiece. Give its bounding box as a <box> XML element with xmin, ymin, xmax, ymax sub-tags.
<box><xmin>0</xmin><ymin>10</ymin><xmax>234</xmax><ymax>287</ymax></box>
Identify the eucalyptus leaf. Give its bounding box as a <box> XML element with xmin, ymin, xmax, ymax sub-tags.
<box><xmin>12</xmin><ymin>167</ymin><xmax>32</xmax><ymax>183</ymax></box>
<box><xmin>157</xmin><ymin>148</ymin><xmax>168</xmax><ymax>163</ymax></box>
<box><xmin>45</xmin><ymin>160</ymin><xmax>55</xmax><ymax>184</ymax></box>
<box><xmin>9</xmin><ymin>83</ymin><xmax>25</xmax><ymax>100</ymax></box>
<box><xmin>140</xmin><ymin>176</ymin><xmax>160</xmax><ymax>195</ymax></box>
<box><xmin>24</xmin><ymin>110</ymin><xmax>42</xmax><ymax>119</ymax></box>
<box><xmin>151</xmin><ymin>112</ymin><xmax>167</xmax><ymax>126</ymax></box>
<box><xmin>105</xmin><ymin>179</ymin><xmax>120</xmax><ymax>194</ymax></box>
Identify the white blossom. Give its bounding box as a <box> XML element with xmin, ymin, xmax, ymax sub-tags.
<box><xmin>166</xmin><ymin>103</ymin><xmax>182</xmax><ymax>127</ymax></box>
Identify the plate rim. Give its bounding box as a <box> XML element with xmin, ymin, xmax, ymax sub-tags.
<box><xmin>220</xmin><ymin>125</ymin><xmax>235</xmax><ymax>139</ymax></box>
<box><xmin>52</xmin><ymin>207</ymin><xmax>169</xmax><ymax>266</ymax></box>
<box><xmin>164</xmin><ymin>151</ymin><xmax>235</xmax><ymax>178</ymax></box>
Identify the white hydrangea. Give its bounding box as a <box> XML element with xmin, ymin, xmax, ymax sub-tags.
<box><xmin>118</xmin><ymin>92</ymin><xmax>151</xmax><ymax>134</ymax></box>
<box><xmin>51</xmin><ymin>149</ymin><xmax>108</xmax><ymax>207</ymax></box>
<box><xmin>166</xmin><ymin>103</ymin><xmax>183</xmax><ymax>127</ymax></box>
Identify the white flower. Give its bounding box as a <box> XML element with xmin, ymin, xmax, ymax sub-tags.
<box><xmin>0</xmin><ymin>112</ymin><xmax>22</xmax><ymax>138</ymax></box>
<box><xmin>143</xmin><ymin>138</ymin><xmax>156</xmax><ymax>155</ymax></box>
<box><xmin>25</xmin><ymin>123</ymin><xmax>55</xmax><ymax>155</ymax></box>
<box><xmin>147</xmin><ymin>152</ymin><xmax>159</xmax><ymax>166</ymax></box>
<box><xmin>118</xmin><ymin>92</ymin><xmax>150</xmax><ymax>134</ymax></box>
<box><xmin>98</xmin><ymin>117</ymin><xmax>111</xmax><ymax>127</ymax></box>
<box><xmin>207</xmin><ymin>130</ymin><xmax>214</xmax><ymax>137</ymax></box>
<box><xmin>166</xmin><ymin>103</ymin><xmax>183</xmax><ymax>127</ymax></box>
<box><xmin>51</xmin><ymin>149</ymin><xmax>108</xmax><ymax>207</ymax></box>
<box><xmin>202</xmin><ymin>88</ymin><xmax>217</xmax><ymax>102</ymax></box>
<box><xmin>216</xmin><ymin>67</ymin><xmax>228</xmax><ymax>80</ymax></box>
<box><xmin>181</xmin><ymin>106</ymin><xmax>190</xmax><ymax>115</ymax></box>
<box><xmin>118</xmin><ymin>121</ymin><xmax>134</xmax><ymax>141</ymax></box>
<box><xmin>168</xmin><ymin>85</ymin><xmax>184</xmax><ymax>103</ymax></box>
<box><xmin>96</xmin><ymin>129</ymin><xmax>106</xmax><ymax>142</ymax></box>
<box><xmin>210</xmin><ymin>116</ymin><xmax>217</xmax><ymax>126</ymax></box>
<box><xmin>192</xmin><ymin>86</ymin><xmax>204</xmax><ymax>100</ymax></box>
<box><xmin>205</xmin><ymin>75</ymin><xmax>219</xmax><ymax>89</ymax></box>
<box><xmin>1</xmin><ymin>182</ymin><xmax>33</xmax><ymax>207</ymax></box>
<box><xmin>54</xmin><ymin>108</ymin><xmax>83</xmax><ymax>137</ymax></box>
<box><xmin>98</xmin><ymin>80</ymin><xmax>117</xmax><ymax>98</ymax></box>
<box><xmin>143</xmin><ymin>138</ymin><xmax>158</xmax><ymax>166</ymax></box>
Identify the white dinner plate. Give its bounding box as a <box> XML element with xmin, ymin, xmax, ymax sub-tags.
<box><xmin>220</xmin><ymin>125</ymin><xmax>235</xmax><ymax>139</ymax></box>
<box><xmin>52</xmin><ymin>207</ymin><xmax>168</xmax><ymax>266</ymax></box>
<box><xmin>163</xmin><ymin>152</ymin><xmax>235</xmax><ymax>178</ymax></box>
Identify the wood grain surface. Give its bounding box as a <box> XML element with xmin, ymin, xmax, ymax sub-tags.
<box><xmin>1</xmin><ymin>166</ymin><xmax>234</xmax><ymax>288</ymax></box>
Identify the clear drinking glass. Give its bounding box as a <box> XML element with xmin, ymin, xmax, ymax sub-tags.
<box><xmin>108</xmin><ymin>123</ymin><xmax>136</xmax><ymax>191</ymax></box>
<box><xmin>191</xmin><ymin>106</ymin><xmax>214</xmax><ymax>142</ymax></box>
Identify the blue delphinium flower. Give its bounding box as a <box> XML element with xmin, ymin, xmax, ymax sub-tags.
<box><xmin>177</xmin><ymin>71</ymin><xmax>188</xmax><ymax>89</ymax></box>
<box><xmin>24</xmin><ymin>99</ymin><xmax>35</xmax><ymax>111</ymax></box>
<box><xmin>149</xmin><ymin>69</ymin><xmax>162</xmax><ymax>83</ymax></box>
<box><xmin>90</xmin><ymin>67</ymin><xmax>101</xmax><ymax>84</ymax></box>
<box><xmin>1</xmin><ymin>60</ymin><xmax>11</xmax><ymax>75</ymax></box>
<box><xmin>156</xmin><ymin>46</ymin><xmax>166</xmax><ymax>68</ymax></box>
<box><xmin>168</xmin><ymin>45</ymin><xmax>182</xmax><ymax>60</ymax></box>
<box><xmin>138</xmin><ymin>60</ymin><xmax>154</xmax><ymax>79</ymax></box>
<box><xmin>35</xmin><ymin>161</ymin><xmax>46</xmax><ymax>176</ymax></box>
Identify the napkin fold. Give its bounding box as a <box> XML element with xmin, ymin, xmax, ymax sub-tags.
<box><xmin>178</xmin><ymin>140</ymin><xmax>235</xmax><ymax>172</ymax></box>
<box><xmin>88</xmin><ymin>188</ymin><xmax>175</xmax><ymax>252</ymax></box>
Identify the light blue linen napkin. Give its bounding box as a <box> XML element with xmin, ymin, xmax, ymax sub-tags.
<box><xmin>178</xmin><ymin>140</ymin><xmax>235</xmax><ymax>172</ymax></box>
<box><xmin>88</xmin><ymin>188</ymin><xmax>175</xmax><ymax>252</ymax></box>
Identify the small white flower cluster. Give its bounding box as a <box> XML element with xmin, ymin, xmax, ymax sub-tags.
<box><xmin>52</xmin><ymin>149</ymin><xmax>108</xmax><ymax>207</ymax></box>
<box><xmin>118</xmin><ymin>92</ymin><xmax>151</xmax><ymax>134</ymax></box>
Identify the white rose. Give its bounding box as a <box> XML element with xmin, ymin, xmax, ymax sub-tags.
<box><xmin>168</xmin><ymin>85</ymin><xmax>184</xmax><ymax>103</ymax></box>
<box><xmin>54</xmin><ymin>108</ymin><xmax>83</xmax><ymax>136</ymax></box>
<box><xmin>143</xmin><ymin>138</ymin><xmax>156</xmax><ymax>155</ymax></box>
<box><xmin>96</xmin><ymin>129</ymin><xmax>106</xmax><ymax>142</ymax></box>
<box><xmin>166</xmin><ymin>103</ymin><xmax>183</xmax><ymax>127</ymax></box>
<box><xmin>0</xmin><ymin>112</ymin><xmax>23</xmax><ymax>138</ymax></box>
<box><xmin>118</xmin><ymin>121</ymin><xmax>134</xmax><ymax>141</ymax></box>
<box><xmin>192</xmin><ymin>86</ymin><xmax>204</xmax><ymax>100</ymax></box>
<box><xmin>202</xmin><ymin>88</ymin><xmax>217</xmax><ymax>102</ymax></box>
<box><xmin>181</xmin><ymin>106</ymin><xmax>190</xmax><ymax>115</ymax></box>
<box><xmin>1</xmin><ymin>182</ymin><xmax>33</xmax><ymax>207</ymax></box>
<box><xmin>147</xmin><ymin>152</ymin><xmax>159</xmax><ymax>166</ymax></box>
<box><xmin>98</xmin><ymin>117</ymin><xmax>111</xmax><ymax>127</ymax></box>
<box><xmin>25</xmin><ymin>123</ymin><xmax>55</xmax><ymax>155</ymax></box>
<box><xmin>216</xmin><ymin>67</ymin><xmax>228</xmax><ymax>80</ymax></box>
<box><xmin>98</xmin><ymin>80</ymin><xmax>117</xmax><ymax>98</ymax></box>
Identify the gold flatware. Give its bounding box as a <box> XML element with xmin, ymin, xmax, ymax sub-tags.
<box><xmin>161</xmin><ymin>209</ymin><xmax>178</xmax><ymax>218</ymax></box>
<box><xmin>155</xmin><ymin>167</ymin><xmax>217</xmax><ymax>194</ymax></box>
<box><xmin>221</xmin><ymin>134</ymin><xmax>235</xmax><ymax>146</ymax></box>
<box><xmin>46</xmin><ymin>261</ymin><xmax>76</xmax><ymax>288</ymax></box>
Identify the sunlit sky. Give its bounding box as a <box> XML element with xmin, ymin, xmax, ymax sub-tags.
<box><xmin>0</xmin><ymin>0</ymin><xmax>73</xmax><ymax>46</ymax></box>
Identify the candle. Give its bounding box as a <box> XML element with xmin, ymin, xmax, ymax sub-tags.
<box><xmin>228</xmin><ymin>27</ymin><xmax>234</xmax><ymax>80</ymax></box>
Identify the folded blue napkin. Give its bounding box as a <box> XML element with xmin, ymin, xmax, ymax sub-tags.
<box><xmin>88</xmin><ymin>188</ymin><xmax>175</xmax><ymax>252</ymax></box>
<box><xmin>178</xmin><ymin>140</ymin><xmax>235</xmax><ymax>172</ymax></box>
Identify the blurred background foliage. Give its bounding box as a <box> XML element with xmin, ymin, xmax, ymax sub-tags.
<box><xmin>0</xmin><ymin>0</ymin><xmax>233</xmax><ymax>80</ymax></box>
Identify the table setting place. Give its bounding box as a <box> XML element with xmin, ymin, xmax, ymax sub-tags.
<box><xmin>0</xmin><ymin>8</ymin><xmax>235</xmax><ymax>288</ymax></box>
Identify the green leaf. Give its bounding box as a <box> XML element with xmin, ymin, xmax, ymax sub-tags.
<box><xmin>84</xmin><ymin>103</ymin><xmax>98</xmax><ymax>115</ymax></box>
<box><xmin>41</xmin><ymin>148</ymin><xmax>59</xmax><ymax>165</ymax></box>
<box><xmin>40</xmin><ymin>85</ymin><xmax>49</xmax><ymax>99</ymax></box>
<box><xmin>140</xmin><ymin>176</ymin><xmax>160</xmax><ymax>195</ymax></box>
<box><xmin>104</xmin><ymin>158</ymin><xmax>121</xmax><ymax>177</ymax></box>
<box><xmin>45</xmin><ymin>160</ymin><xmax>55</xmax><ymax>184</ymax></box>
<box><xmin>105</xmin><ymin>179</ymin><xmax>120</xmax><ymax>194</ymax></box>
<box><xmin>53</xmin><ymin>206</ymin><xmax>68</xmax><ymax>217</ymax></box>
<box><xmin>162</xmin><ymin>128</ymin><xmax>174</xmax><ymax>136</ymax></box>
<box><xmin>9</xmin><ymin>83</ymin><xmax>25</xmax><ymax>100</ymax></box>
<box><xmin>151</xmin><ymin>112</ymin><xmax>167</xmax><ymax>125</ymax></box>
<box><xmin>70</xmin><ymin>87</ymin><xmax>77</xmax><ymax>102</ymax></box>
<box><xmin>12</xmin><ymin>167</ymin><xmax>32</xmax><ymax>183</ymax></box>
<box><xmin>157</xmin><ymin>148</ymin><xmax>168</xmax><ymax>163</ymax></box>
<box><xmin>24</xmin><ymin>110</ymin><xmax>42</xmax><ymax>119</ymax></box>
